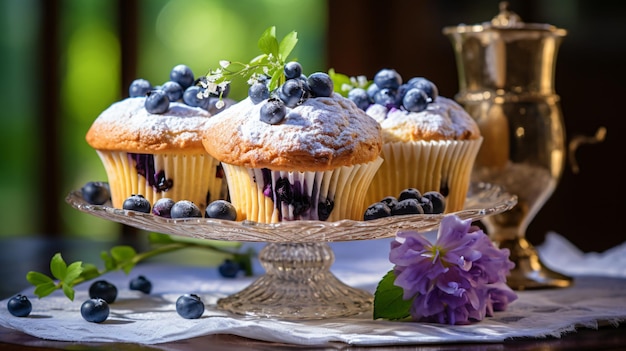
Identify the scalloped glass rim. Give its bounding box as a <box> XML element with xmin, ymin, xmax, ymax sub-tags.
<box><xmin>66</xmin><ymin>182</ymin><xmax>516</xmax><ymax>243</ymax></box>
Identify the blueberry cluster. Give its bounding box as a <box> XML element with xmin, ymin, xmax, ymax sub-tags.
<box><xmin>347</xmin><ymin>68</ymin><xmax>438</xmax><ymax>113</ymax></box>
<box><xmin>123</xmin><ymin>194</ymin><xmax>237</xmax><ymax>221</ymax></box>
<box><xmin>364</xmin><ymin>188</ymin><xmax>446</xmax><ymax>221</ymax></box>
<box><xmin>129</xmin><ymin>64</ymin><xmax>231</xmax><ymax>115</ymax></box>
<box><xmin>248</xmin><ymin>61</ymin><xmax>334</xmax><ymax>124</ymax></box>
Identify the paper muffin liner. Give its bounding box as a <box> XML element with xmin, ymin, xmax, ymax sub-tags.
<box><xmin>364</xmin><ymin>138</ymin><xmax>483</xmax><ymax>213</ymax></box>
<box><xmin>222</xmin><ymin>157</ymin><xmax>383</xmax><ymax>223</ymax></box>
<box><xmin>95</xmin><ymin>150</ymin><xmax>225</xmax><ymax>212</ymax></box>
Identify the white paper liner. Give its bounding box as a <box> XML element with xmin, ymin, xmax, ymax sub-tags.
<box><xmin>96</xmin><ymin>151</ymin><xmax>224</xmax><ymax>212</ymax></box>
<box><xmin>365</xmin><ymin>138</ymin><xmax>482</xmax><ymax>213</ymax></box>
<box><xmin>222</xmin><ymin>158</ymin><xmax>383</xmax><ymax>223</ymax></box>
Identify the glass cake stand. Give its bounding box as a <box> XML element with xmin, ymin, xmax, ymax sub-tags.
<box><xmin>66</xmin><ymin>181</ymin><xmax>517</xmax><ymax>320</ymax></box>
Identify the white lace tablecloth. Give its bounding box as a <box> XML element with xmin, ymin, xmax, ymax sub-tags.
<box><xmin>1</xmin><ymin>232</ymin><xmax>625</xmax><ymax>347</ymax></box>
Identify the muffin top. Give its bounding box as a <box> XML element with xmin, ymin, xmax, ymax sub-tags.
<box><xmin>86</xmin><ymin>97</ymin><xmax>214</xmax><ymax>153</ymax></box>
<box><xmin>202</xmin><ymin>93</ymin><xmax>383</xmax><ymax>172</ymax></box>
<box><xmin>366</xmin><ymin>96</ymin><xmax>481</xmax><ymax>143</ymax></box>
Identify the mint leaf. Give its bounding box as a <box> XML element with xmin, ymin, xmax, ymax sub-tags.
<box><xmin>26</xmin><ymin>271</ymin><xmax>53</xmax><ymax>286</ymax></box>
<box><xmin>278</xmin><ymin>31</ymin><xmax>298</xmax><ymax>60</ymax></box>
<box><xmin>110</xmin><ymin>246</ymin><xmax>138</xmax><ymax>274</ymax></box>
<box><xmin>79</xmin><ymin>263</ymin><xmax>101</xmax><ymax>281</ymax></box>
<box><xmin>50</xmin><ymin>253</ymin><xmax>67</xmax><ymax>281</ymax></box>
<box><xmin>64</xmin><ymin>261</ymin><xmax>83</xmax><ymax>285</ymax></box>
<box><xmin>258</xmin><ymin>26</ymin><xmax>279</xmax><ymax>56</ymax></box>
<box><xmin>100</xmin><ymin>251</ymin><xmax>115</xmax><ymax>271</ymax></box>
<box><xmin>33</xmin><ymin>281</ymin><xmax>57</xmax><ymax>299</ymax></box>
<box><xmin>62</xmin><ymin>284</ymin><xmax>75</xmax><ymax>301</ymax></box>
<box><xmin>373</xmin><ymin>270</ymin><xmax>412</xmax><ymax>320</ymax></box>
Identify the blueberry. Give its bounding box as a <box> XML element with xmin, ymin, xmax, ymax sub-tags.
<box><xmin>88</xmin><ymin>280</ymin><xmax>118</xmax><ymax>304</ymax></box>
<box><xmin>170</xmin><ymin>64</ymin><xmax>195</xmax><ymax>89</ymax></box>
<box><xmin>391</xmin><ymin>198</ymin><xmax>424</xmax><ymax>216</ymax></box>
<box><xmin>374</xmin><ymin>68</ymin><xmax>402</xmax><ymax>89</ymax></box>
<box><xmin>176</xmin><ymin>294</ymin><xmax>204</xmax><ymax>319</ymax></box>
<box><xmin>160</xmin><ymin>81</ymin><xmax>184</xmax><ymax>102</ymax></box>
<box><xmin>380</xmin><ymin>196</ymin><xmax>398</xmax><ymax>210</ymax></box>
<box><xmin>129</xmin><ymin>275</ymin><xmax>152</xmax><ymax>294</ymax></box>
<box><xmin>402</xmin><ymin>88</ymin><xmax>429</xmax><ymax>113</ymax></box>
<box><xmin>81</xmin><ymin>181</ymin><xmax>110</xmax><ymax>205</ymax></box>
<box><xmin>152</xmin><ymin>198</ymin><xmax>175</xmax><ymax>218</ymax></box>
<box><xmin>364</xmin><ymin>202</ymin><xmax>392</xmax><ymax>221</ymax></box>
<box><xmin>80</xmin><ymin>298</ymin><xmax>109</xmax><ymax>323</ymax></box>
<box><xmin>7</xmin><ymin>294</ymin><xmax>32</xmax><ymax>317</ymax></box>
<box><xmin>279</xmin><ymin>78</ymin><xmax>305</xmax><ymax>108</ymax></box>
<box><xmin>407</xmin><ymin>77</ymin><xmax>438</xmax><ymax>103</ymax></box>
<box><xmin>205</xmin><ymin>200</ymin><xmax>237</xmax><ymax>220</ymax></box>
<box><xmin>419</xmin><ymin>196</ymin><xmax>434</xmax><ymax>214</ymax></box>
<box><xmin>348</xmin><ymin>87</ymin><xmax>371</xmax><ymax>110</ymax></box>
<box><xmin>129</xmin><ymin>78</ymin><xmax>152</xmax><ymax>97</ymax></box>
<box><xmin>218</xmin><ymin>259</ymin><xmax>240</xmax><ymax>278</ymax></box>
<box><xmin>122</xmin><ymin>194</ymin><xmax>151</xmax><ymax>213</ymax></box>
<box><xmin>170</xmin><ymin>200</ymin><xmax>202</xmax><ymax>219</ymax></box>
<box><xmin>307</xmin><ymin>72</ymin><xmax>334</xmax><ymax>98</ymax></box>
<box><xmin>284</xmin><ymin>61</ymin><xmax>303</xmax><ymax>80</ymax></box>
<box><xmin>248</xmin><ymin>82</ymin><xmax>270</xmax><ymax>104</ymax></box>
<box><xmin>260</xmin><ymin>98</ymin><xmax>286</xmax><ymax>124</ymax></box>
<box><xmin>398</xmin><ymin>188</ymin><xmax>422</xmax><ymax>201</ymax></box>
<box><xmin>145</xmin><ymin>90</ymin><xmax>170</xmax><ymax>114</ymax></box>
<box><xmin>182</xmin><ymin>85</ymin><xmax>204</xmax><ymax>107</ymax></box>
<box><xmin>373</xmin><ymin>88</ymin><xmax>397</xmax><ymax>108</ymax></box>
<box><xmin>423</xmin><ymin>191</ymin><xmax>446</xmax><ymax>214</ymax></box>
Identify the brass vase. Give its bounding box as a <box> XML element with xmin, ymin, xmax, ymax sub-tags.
<box><xmin>443</xmin><ymin>2</ymin><xmax>572</xmax><ymax>290</ymax></box>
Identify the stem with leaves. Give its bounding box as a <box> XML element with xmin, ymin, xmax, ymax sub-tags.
<box><xmin>26</xmin><ymin>233</ymin><xmax>255</xmax><ymax>301</ymax></box>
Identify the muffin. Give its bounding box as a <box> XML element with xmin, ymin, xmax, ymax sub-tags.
<box><xmin>86</xmin><ymin>96</ymin><xmax>227</xmax><ymax>213</ymax></box>
<box><xmin>202</xmin><ymin>70</ymin><xmax>383</xmax><ymax>223</ymax></box>
<box><xmin>356</xmin><ymin>69</ymin><xmax>482</xmax><ymax>213</ymax></box>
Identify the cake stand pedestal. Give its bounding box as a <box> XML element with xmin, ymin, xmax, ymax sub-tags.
<box><xmin>218</xmin><ymin>242</ymin><xmax>372</xmax><ymax>319</ymax></box>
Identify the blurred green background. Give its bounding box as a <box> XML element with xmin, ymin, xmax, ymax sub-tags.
<box><xmin>0</xmin><ymin>0</ymin><xmax>327</xmax><ymax>240</ymax></box>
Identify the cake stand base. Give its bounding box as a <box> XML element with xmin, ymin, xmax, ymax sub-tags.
<box><xmin>217</xmin><ymin>242</ymin><xmax>373</xmax><ymax>320</ymax></box>
<box><xmin>500</xmin><ymin>237</ymin><xmax>573</xmax><ymax>290</ymax></box>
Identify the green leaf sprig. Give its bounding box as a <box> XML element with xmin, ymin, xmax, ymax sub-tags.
<box><xmin>26</xmin><ymin>233</ymin><xmax>255</xmax><ymax>301</ymax></box>
<box><xmin>373</xmin><ymin>270</ymin><xmax>413</xmax><ymax>321</ymax></box>
<box><xmin>200</xmin><ymin>26</ymin><xmax>298</xmax><ymax>104</ymax></box>
<box><xmin>327</xmin><ymin>68</ymin><xmax>370</xmax><ymax>97</ymax></box>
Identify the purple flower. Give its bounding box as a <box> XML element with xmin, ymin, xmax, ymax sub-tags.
<box><xmin>389</xmin><ymin>214</ymin><xmax>517</xmax><ymax>325</ymax></box>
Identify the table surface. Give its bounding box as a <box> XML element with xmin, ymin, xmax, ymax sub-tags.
<box><xmin>1</xmin><ymin>237</ymin><xmax>625</xmax><ymax>351</ymax></box>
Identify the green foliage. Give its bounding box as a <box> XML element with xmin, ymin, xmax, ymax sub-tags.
<box><xmin>327</xmin><ymin>68</ymin><xmax>371</xmax><ymax>97</ymax></box>
<box><xmin>26</xmin><ymin>235</ymin><xmax>255</xmax><ymax>301</ymax></box>
<box><xmin>373</xmin><ymin>270</ymin><xmax>413</xmax><ymax>320</ymax></box>
<box><xmin>204</xmin><ymin>26</ymin><xmax>299</xmax><ymax>94</ymax></box>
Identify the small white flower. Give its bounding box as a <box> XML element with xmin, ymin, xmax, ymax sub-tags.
<box><xmin>219</xmin><ymin>60</ymin><xmax>231</xmax><ymax>69</ymax></box>
<box><xmin>215</xmin><ymin>100</ymin><xmax>225</xmax><ymax>109</ymax></box>
<box><xmin>341</xmin><ymin>83</ymin><xmax>353</xmax><ymax>92</ymax></box>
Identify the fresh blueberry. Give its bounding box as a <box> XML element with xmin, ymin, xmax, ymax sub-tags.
<box><xmin>122</xmin><ymin>194</ymin><xmax>151</xmax><ymax>213</ymax></box>
<box><xmin>418</xmin><ymin>196</ymin><xmax>434</xmax><ymax>214</ymax></box>
<box><xmin>373</xmin><ymin>88</ymin><xmax>397</xmax><ymax>108</ymax></box>
<box><xmin>205</xmin><ymin>200</ymin><xmax>237</xmax><ymax>220</ymax></box>
<box><xmin>129</xmin><ymin>78</ymin><xmax>152</xmax><ymax>97</ymax></box>
<box><xmin>129</xmin><ymin>275</ymin><xmax>152</xmax><ymax>294</ymax></box>
<box><xmin>145</xmin><ymin>90</ymin><xmax>170</xmax><ymax>114</ymax></box>
<box><xmin>80</xmin><ymin>298</ymin><xmax>109</xmax><ymax>323</ymax></box>
<box><xmin>278</xmin><ymin>78</ymin><xmax>305</xmax><ymax>108</ymax></box>
<box><xmin>407</xmin><ymin>77</ymin><xmax>439</xmax><ymax>103</ymax></box>
<box><xmin>7</xmin><ymin>294</ymin><xmax>32</xmax><ymax>317</ymax></box>
<box><xmin>364</xmin><ymin>202</ymin><xmax>392</xmax><ymax>221</ymax></box>
<box><xmin>81</xmin><ymin>181</ymin><xmax>110</xmax><ymax>205</ymax></box>
<box><xmin>348</xmin><ymin>87</ymin><xmax>371</xmax><ymax>110</ymax></box>
<box><xmin>88</xmin><ymin>280</ymin><xmax>118</xmax><ymax>304</ymax></box>
<box><xmin>380</xmin><ymin>196</ymin><xmax>398</xmax><ymax>210</ymax></box>
<box><xmin>152</xmin><ymin>198</ymin><xmax>175</xmax><ymax>218</ymax></box>
<box><xmin>260</xmin><ymin>98</ymin><xmax>286</xmax><ymax>124</ymax></box>
<box><xmin>176</xmin><ymin>294</ymin><xmax>204</xmax><ymax>319</ymax></box>
<box><xmin>398</xmin><ymin>188</ymin><xmax>422</xmax><ymax>201</ymax></box>
<box><xmin>218</xmin><ymin>259</ymin><xmax>240</xmax><ymax>278</ymax></box>
<box><xmin>248</xmin><ymin>82</ymin><xmax>270</xmax><ymax>104</ymax></box>
<box><xmin>374</xmin><ymin>68</ymin><xmax>402</xmax><ymax>89</ymax></box>
<box><xmin>423</xmin><ymin>191</ymin><xmax>446</xmax><ymax>214</ymax></box>
<box><xmin>307</xmin><ymin>72</ymin><xmax>334</xmax><ymax>98</ymax></box>
<box><xmin>284</xmin><ymin>61</ymin><xmax>303</xmax><ymax>80</ymax></box>
<box><xmin>170</xmin><ymin>64</ymin><xmax>195</xmax><ymax>89</ymax></box>
<box><xmin>182</xmin><ymin>85</ymin><xmax>204</xmax><ymax>107</ymax></box>
<box><xmin>170</xmin><ymin>200</ymin><xmax>202</xmax><ymax>219</ymax></box>
<box><xmin>402</xmin><ymin>88</ymin><xmax>429</xmax><ymax>113</ymax></box>
<box><xmin>391</xmin><ymin>198</ymin><xmax>424</xmax><ymax>216</ymax></box>
<box><xmin>160</xmin><ymin>81</ymin><xmax>184</xmax><ymax>102</ymax></box>
<box><xmin>204</xmin><ymin>97</ymin><xmax>235</xmax><ymax>114</ymax></box>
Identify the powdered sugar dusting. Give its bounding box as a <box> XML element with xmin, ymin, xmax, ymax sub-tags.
<box><xmin>366</xmin><ymin>96</ymin><xmax>480</xmax><ymax>142</ymax></box>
